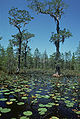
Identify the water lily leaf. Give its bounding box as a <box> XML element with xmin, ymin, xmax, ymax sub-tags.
<box><xmin>4</xmin><ymin>92</ymin><xmax>10</xmax><ymax>95</ymax></box>
<box><xmin>10</xmin><ymin>99</ymin><xmax>16</xmax><ymax>101</ymax></box>
<box><xmin>20</xmin><ymin>116</ymin><xmax>29</xmax><ymax>119</ymax></box>
<box><xmin>6</xmin><ymin>101</ymin><xmax>13</xmax><ymax>105</ymax></box>
<box><xmin>1</xmin><ymin>108</ymin><xmax>11</xmax><ymax>113</ymax></box>
<box><xmin>0</xmin><ymin>98</ymin><xmax>7</xmax><ymax>101</ymax></box>
<box><xmin>20</xmin><ymin>92</ymin><xmax>25</xmax><ymax>94</ymax></box>
<box><xmin>66</xmin><ymin>103</ymin><xmax>74</xmax><ymax>107</ymax></box>
<box><xmin>23</xmin><ymin>111</ymin><xmax>32</xmax><ymax>116</ymax></box>
<box><xmin>10</xmin><ymin>91</ymin><xmax>15</xmax><ymax>94</ymax></box>
<box><xmin>43</xmin><ymin>95</ymin><xmax>50</xmax><ymax>99</ymax></box>
<box><xmin>39</xmin><ymin>111</ymin><xmax>45</xmax><ymax>115</ymax></box>
<box><xmin>36</xmin><ymin>91</ymin><xmax>41</xmax><ymax>93</ymax></box>
<box><xmin>15</xmin><ymin>89</ymin><xmax>21</xmax><ymax>92</ymax></box>
<box><xmin>17</xmin><ymin>102</ymin><xmax>24</xmax><ymax>105</ymax></box>
<box><xmin>0</xmin><ymin>107</ymin><xmax>2</xmax><ymax>111</ymax></box>
<box><xmin>50</xmin><ymin>116</ymin><xmax>59</xmax><ymax>119</ymax></box>
<box><xmin>2</xmin><ymin>89</ymin><xmax>9</xmax><ymax>92</ymax></box>
<box><xmin>64</xmin><ymin>100</ymin><xmax>70</xmax><ymax>103</ymax></box>
<box><xmin>45</xmin><ymin>104</ymin><xmax>52</xmax><ymax>108</ymax></box>
<box><xmin>31</xmin><ymin>99</ymin><xmax>38</xmax><ymax>104</ymax></box>
<box><xmin>75</xmin><ymin>111</ymin><xmax>80</xmax><ymax>114</ymax></box>
<box><xmin>39</xmin><ymin>104</ymin><xmax>45</xmax><ymax>107</ymax></box>
<box><xmin>55</xmin><ymin>104</ymin><xmax>59</xmax><ymax>106</ymax></box>
<box><xmin>38</xmin><ymin>108</ymin><xmax>47</xmax><ymax>112</ymax></box>
<box><xmin>39</xmin><ymin>88</ymin><xmax>43</xmax><ymax>91</ymax></box>
<box><xmin>22</xmin><ymin>97</ymin><xmax>28</xmax><ymax>100</ymax></box>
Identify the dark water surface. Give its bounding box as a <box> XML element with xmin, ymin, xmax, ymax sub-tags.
<box><xmin>0</xmin><ymin>74</ymin><xmax>80</xmax><ymax>119</ymax></box>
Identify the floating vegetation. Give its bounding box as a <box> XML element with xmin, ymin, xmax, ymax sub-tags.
<box><xmin>23</xmin><ymin>111</ymin><xmax>32</xmax><ymax>116</ymax></box>
<box><xmin>10</xmin><ymin>99</ymin><xmax>16</xmax><ymax>102</ymax></box>
<box><xmin>20</xmin><ymin>116</ymin><xmax>29</xmax><ymax>119</ymax></box>
<box><xmin>0</xmin><ymin>98</ymin><xmax>7</xmax><ymax>101</ymax></box>
<box><xmin>0</xmin><ymin>107</ymin><xmax>2</xmax><ymax>111</ymax></box>
<box><xmin>0</xmin><ymin>74</ymin><xmax>79</xmax><ymax>118</ymax></box>
<box><xmin>50</xmin><ymin>116</ymin><xmax>59</xmax><ymax>119</ymax></box>
<box><xmin>38</xmin><ymin>108</ymin><xmax>47</xmax><ymax>115</ymax></box>
<box><xmin>22</xmin><ymin>97</ymin><xmax>28</xmax><ymax>100</ymax></box>
<box><xmin>17</xmin><ymin>102</ymin><xmax>25</xmax><ymax>105</ymax></box>
<box><xmin>6</xmin><ymin>101</ymin><xmax>13</xmax><ymax>105</ymax></box>
<box><xmin>75</xmin><ymin>111</ymin><xmax>80</xmax><ymax>114</ymax></box>
<box><xmin>0</xmin><ymin>108</ymin><xmax>11</xmax><ymax>113</ymax></box>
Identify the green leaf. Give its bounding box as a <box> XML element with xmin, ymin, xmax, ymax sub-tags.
<box><xmin>23</xmin><ymin>111</ymin><xmax>32</xmax><ymax>116</ymax></box>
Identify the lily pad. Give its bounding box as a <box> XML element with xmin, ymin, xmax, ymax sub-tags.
<box><xmin>75</xmin><ymin>111</ymin><xmax>80</xmax><ymax>114</ymax></box>
<box><xmin>4</xmin><ymin>92</ymin><xmax>10</xmax><ymax>95</ymax></box>
<box><xmin>6</xmin><ymin>101</ymin><xmax>13</xmax><ymax>105</ymax></box>
<box><xmin>39</xmin><ymin>104</ymin><xmax>45</xmax><ymax>107</ymax></box>
<box><xmin>0</xmin><ymin>107</ymin><xmax>2</xmax><ymax>111</ymax></box>
<box><xmin>10</xmin><ymin>99</ymin><xmax>16</xmax><ymax>102</ymax></box>
<box><xmin>17</xmin><ymin>102</ymin><xmax>24</xmax><ymax>105</ymax></box>
<box><xmin>20</xmin><ymin>116</ymin><xmax>29</xmax><ymax>119</ymax></box>
<box><xmin>50</xmin><ymin>116</ymin><xmax>59</xmax><ymax>119</ymax></box>
<box><xmin>38</xmin><ymin>108</ymin><xmax>47</xmax><ymax>112</ymax></box>
<box><xmin>1</xmin><ymin>108</ymin><xmax>11</xmax><ymax>113</ymax></box>
<box><xmin>39</xmin><ymin>111</ymin><xmax>45</xmax><ymax>115</ymax></box>
<box><xmin>23</xmin><ymin>111</ymin><xmax>32</xmax><ymax>116</ymax></box>
<box><xmin>15</xmin><ymin>89</ymin><xmax>21</xmax><ymax>92</ymax></box>
<box><xmin>0</xmin><ymin>98</ymin><xmax>7</xmax><ymax>101</ymax></box>
<box><xmin>22</xmin><ymin>97</ymin><xmax>28</xmax><ymax>100</ymax></box>
<box><xmin>43</xmin><ymin>95</ymin><xmax>50</xmax><ymax>99</ymax></box>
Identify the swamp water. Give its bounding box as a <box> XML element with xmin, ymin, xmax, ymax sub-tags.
<box><xmin>0</xmin><ymin>74</ymin><xmax>80</xmax><ymax>119</ymax></box>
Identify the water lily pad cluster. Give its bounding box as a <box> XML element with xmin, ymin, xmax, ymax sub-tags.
<box><xmin>0</xmin><ymin>74</ymin><xmax>79</xmax><ymax>119</ymax></box>
<box><xmin>38</xmin><ymin>108</ymin><xmax>47</xmax><ymax>115</ymax></box>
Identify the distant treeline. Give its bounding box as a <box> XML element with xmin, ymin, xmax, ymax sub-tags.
<box><xmin>0</xmin><ymin>41</ymin><xmax>80</xmax><ymax>74</ymax></box>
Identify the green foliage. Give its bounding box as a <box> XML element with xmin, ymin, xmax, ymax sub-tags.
<box><xmin>8</xmin><ymin>8</ymin><xmax>34</xmax><ymax>72</ymax></box>
<box><xmin>6</xmin><ymin>40</ymin><xmax>16</xmax><ymax>74</ymax></box>
<box><xmin>75</xmin><ymin>41</ymin><xmax>80</xmax><ymax>70</ymax></box>
<box><xmin>34</xmin><ymin>48</ymin><xmax>41</xmax><ymax>68</ymax></box>
<box><xmin>8</xmin><ymin>8</ymin><xmax>33</xmax><ymax>28</ymax></box>
<box><xmin>0</xmin><ymin>45</ymin><xmax>6</xmax><ymax>71</ymax></box>
<box><xmin>41</xmin><ymin>50</ymin><xmax>48</xmax><ymax>69</ymax></box>
<box><xmin>27</xmin><ymin>0</ymin><xmax>66</xmax><ymax>19</ymax></box>
<box><xmin>50</xmin><ymin>28</ymin><xmax>72</xmax><ymax>44</ymax></box>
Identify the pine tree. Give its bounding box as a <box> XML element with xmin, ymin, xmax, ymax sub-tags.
<box><xmin>8</xmin><ymin>8</ymin><xmax>34</xmax><ymax>72</ymax></box>
<box><xmin>6</xmin><ymin>40</ymin><xmax>16</xmax><ymax>74</ymax></box>
<box><xmin>27</xmin><ymin>0</ymin><xmax>72</xmax><ymax>60</ymax></box>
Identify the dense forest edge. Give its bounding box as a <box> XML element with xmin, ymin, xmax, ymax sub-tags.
<box><xmin>0</xmin><ymin>43</ymin><xmax>80</xmax><ymax>77</ymax></box>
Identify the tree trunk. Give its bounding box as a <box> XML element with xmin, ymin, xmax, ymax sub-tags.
<box><xmin>56</xmin><ymin>18</ymin><xmax>60</xmax><ymax>60</ymax></box>
<box><xmin>24</xmin><ymin>41</ymin><xmax>28</xmax><ymax>67</ymax></box>
<box><xmin>24</xmin><ymin>49</ymin><xmax>27</xmax><ymax>67</ymax></box>
<box><xmin>18</xmin><ymin>37</ymin><xmax>21</xmax><ymax>72</ymax></box>
<box><xmin>55</xmin><ymin>18</ymin><xmax>61</xmax><ymax>75</ymax></box>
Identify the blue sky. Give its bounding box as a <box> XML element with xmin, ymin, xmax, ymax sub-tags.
<box><xmin>0</xmin><ymin>0</ymin><xmax>80</xmax><ymax>56</ymax></box>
